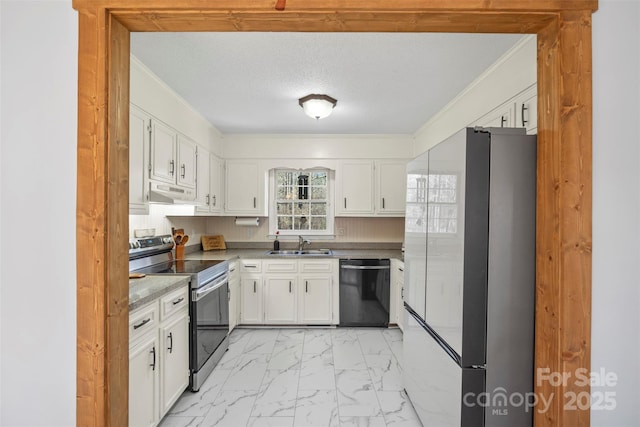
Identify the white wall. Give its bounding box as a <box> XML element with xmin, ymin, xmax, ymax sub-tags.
<box><xmin>223</xmin><ymin>134</ymin><xmax>414</xmax><ymax>159</ymax></box>
<box><xmin>591</xmin><ymin>1</ymin><xmax>640</xmax><ymax>425</ymax></box>
<box><xmin>0</xmin><ymin>1</ymin><xmax>77</xmax><ymax>425</ymax></box>
<box><xmin>1</xmin><ymin>1</ymin><xmax>638</xmax><ymax>425</ymax></box>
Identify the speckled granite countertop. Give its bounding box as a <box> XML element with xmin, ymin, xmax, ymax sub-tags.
<box><xmin>129</xmin><ymin>275</ymin><xmax>190</xmax><ymax>311</ymax></box>
<box><xmin>184</xmin><ymin>248</ymin><xmax>403</xmax><ymax>261</ymax></box>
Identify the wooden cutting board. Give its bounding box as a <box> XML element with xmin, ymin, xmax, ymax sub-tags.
<box><xmin>201</xmin><ymin>235</ymin><xmax>226</xmax><ymax>251</ymax></box>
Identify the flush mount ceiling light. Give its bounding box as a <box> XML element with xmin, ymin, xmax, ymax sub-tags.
<box><xmin>298</xmin><ymin>94</ymin><xmax>337</xmax><ymax>120</ymax></box>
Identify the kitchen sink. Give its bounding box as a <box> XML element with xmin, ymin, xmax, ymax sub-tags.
<box><xmin>299</xmin><ymin>249</ymin><xmax>333</xmax><ymax>255</ymax></box>
<box><xmin>265</xmin><ymin>250</ymin><xmax>301</xmax><ymax>255</ymax></box>
<box><xmin>265</xmin><ymin>249</ymin><xmax>333</xmax><ymax>256</ymax></box>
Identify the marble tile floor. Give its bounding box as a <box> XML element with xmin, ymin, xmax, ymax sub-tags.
<box><xmin>159</xmin><ymin>327</ymin><xmax>422</xmax><ymax>427</ymax></box>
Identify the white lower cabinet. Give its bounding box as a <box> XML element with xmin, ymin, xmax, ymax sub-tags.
<box><xmin>299</xmin><ymin>275</ymin><xmax>332</xmax><ymax>324</ymax></box>
<box><xmin>390</xmin><ymin>258</ymin><xmax>405</xmax><ymax>331</ymax></box>
<box><xmin>241</xmin><ymin>274</ymin><xmax>264</xmax><ymax>323</ymax></box>
<box><xmin>160</xmin><ymin>313</ymin><xmax>190</xmax><ymax>415</ymax></box>
<box><xmin>264</xmin><ymin>276</ymin><xmax>297</xmax><ymax>323</ymax></box>
<box><xmin>129</xmin><ymin>332</ymin><xmax>159</xmax><ymax>427</ymax></box>
<box><xmin>129</xmin><ymin>284</ymin><xmax>189</xmax><ymax>427</ymax></box>
<box><xmin>228</xmin><ymin>260</ymin><xmax>240</xmax><ymax>331</ymax></box>
<box><xmin>239</xmin><ymin>258</ymin><xmax>337</xmax><ymax>326</ymax></box>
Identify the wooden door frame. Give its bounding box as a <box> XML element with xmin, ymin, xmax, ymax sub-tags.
<box><xmin>72</xmin><ymin>1</ymin><xmax>596</xmax><ymax>426</ymax></box>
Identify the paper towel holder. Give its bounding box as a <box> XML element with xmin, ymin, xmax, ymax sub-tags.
<box><xmin>234</xmin><ymin>217</ymin><xmax>260</xmax><ymax>227</ymax></box>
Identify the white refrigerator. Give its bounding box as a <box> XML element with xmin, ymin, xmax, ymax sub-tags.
<box><xmin>403</xmin><ymin>127</ymin><xmax>537</xmax><ymax>427</ymax></box>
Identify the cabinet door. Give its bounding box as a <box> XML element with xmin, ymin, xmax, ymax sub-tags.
<box><xmin>241</xmin><ymin>275</ymin><xmax>263</xmax><ymax>323</ymax></box>
<box><xmin>476</xmin><ymin>103</ymin><xmax>514</xmax><ymax>128</ymax></box>
<box><xmin>376</xmin><ymin>161</ymin><xmax>407</xmax><ymax>215</ymax></box>
<box><xmin>515</xmin><ymin>86</ymin><xmax>537</xmax><ymax>134</ymax></box>
<box><xmin>150</xmin><ymin>120</ymin><xmax>177</xmax><ymax>184</ymax></box>
<box><xmin>209</xmin><ymin>154</ymin><xmax>224</xmax><ymax>214</ymax></box>
<box><xmin>225</xmin><ymin>161</ymin><xmax>263</xmax><ymax>214</ymax></box>
<box><xmin>195</xmin><ymin>146</ymin><xmax>210</xmax><ymax>213</ymax></box>
<box><xmin>299</xmin><ymin>276</ymin><xmax>332</xmax><ymax>324</ymax></box>
<box><xmin>129</xmin><ymin>106</ymin><xmax>150</xmax><ymax>214</ymax></box>
<box><xmin>397</xmin><ymin>262</ymin><xmax>405</xmax><ymax>331</ymax></box>
<box><xmin>264</xmin><ymin>276</ymin><xmax>297</xmax><ymax>324</ymax></box>
<box><xmin>336</xmin><ymin>160</ymin><xmax>374</xmax><ymax>215</ymax></box>
<box><xmin>228</xmin><ymin>263</ymin><xmax>240</xmax><ymax>331</ymax></box>
<box><xmin>177</xmin><ymin>135</ymin><xmax>197</xmax><ymax>188</ymax></box>
<box><xmin>129</xmin><ymin>333</ymin><xmax>159</xmax><ymax>427</ymax></box>
<box><xmin>161</xmin><ymin>312</ymin><xmax>190</xmax><ymax>416</ymax></box>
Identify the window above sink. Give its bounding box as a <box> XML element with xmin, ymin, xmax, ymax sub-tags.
<box><xmin>268</xmin><ymin>168</ymin><xmax>335</xmax><ymax>237</ymax></box>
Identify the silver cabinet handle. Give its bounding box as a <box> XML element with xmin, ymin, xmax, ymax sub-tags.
<box><xmin>169</xmin><ymin>160</ymin><xmax>175</xmax><ymax>175</ymax></box>
<box><xmin>253</xmin><ymin>197</ymin><xmax>257</xmax><ymax>208</ymax></box>
<box><xmin>254</xmin><ymin>280</ymin><xmax>256</xmax><ymax>293</ymax></box>
<box><xmin>181</xmin><ymin>164</ymin><xmax>186</xmax><ymax>178</ymax></box>
<box><xmin>501</xmin><ymin>115</ymin><xmax>507</xmax><ymax>127</ymax></box>
<box><xmin>398</xmin><ymin>268</ymin><xmax>404</xmax><ymax>272</ymax></box>
<box><xmin>521</xmin><ymin>103</ymin><xmax>529</xmax><ymax>126</ymax></box>
<box><xmin>150</xmin><ymin>346</ymin><xmax>156</xmax><ymax>371</ymax></box>
<box><xmin>344</xmin><ymin>198</ymin><xmax>347</xmax><ymax>209</ymax></box>
<box><xmin>134</xmin><ymin>318</ymin><xmax>151</xmax><ymax>330</ymax></box>
<box><xmin>212</xmin><ymin>195</ymin><xmax>216</xmax><ymax>206</ymax></box>
<box><xmin>167</xmin><ymin>332</ymin><xmax>173</xmax><ymax>353</ymax></box>
<box><xmin>305</xmin><ymin>281</ymin><xmax>308</xmax><ymax>293</ymax></box>
<box><xmin>382</xmin><ymin>198</ymin><xmax>385</xmax><ymax>209</ymax></box>
<box><xmin>172</xmin><ymin>297</ymin><xmax>184</xmax><ymax>305</ymax></box>
<box><xmin>206</xmin><ymin>194</ymin><xmax>210</xmax><ymax>205</ymax></box>
<box><xmin>289</xmin><ymin>281</ymin><xmax>292</xmax><ymax>293</ymax></box>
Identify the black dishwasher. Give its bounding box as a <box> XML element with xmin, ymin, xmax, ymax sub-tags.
<box><xmin>339</xmin><ymin>259</ymin><xmax>391</xmax><ymax>327</ymax></box>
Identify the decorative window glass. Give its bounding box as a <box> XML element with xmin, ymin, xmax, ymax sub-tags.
<box><xmin>273</xmin><ymin>169</ymin><xmax>331</xmax><ymax>234</ymax></box>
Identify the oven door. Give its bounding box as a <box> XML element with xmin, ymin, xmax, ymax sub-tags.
<box><xmin>190</xmin><ymin>273</ymin><xmax>229</xmax><ymax>378</ymax></box>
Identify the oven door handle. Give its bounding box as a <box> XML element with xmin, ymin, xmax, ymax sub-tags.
<box><xmin>193</xmin><ymin>275</ymin><xmax>228</xmax><ymax>301</ymax></box>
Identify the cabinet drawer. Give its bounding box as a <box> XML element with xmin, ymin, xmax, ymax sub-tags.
<box><xmin>130</xmin><ymin>301</ymin><xmax>159</xmax><ymax>345</ymax></box>
<box><xmin>160</xmin><ymin>286</ymin><xmax>189</xmax><ymax>320</ymax></box>
<box><xmin>300</xmin><ymin>260</ymin><xmax>333</xmax><ymax>273</ymax></box>
<box><xmin>241</xmin><ymin>259</ymin><xmax>262</xmax><ymax>273</ymax></box>
<box><xmin>264</xmin><ymin>260</ymin><xmax>298</xmax><ymax>273</ymax></box>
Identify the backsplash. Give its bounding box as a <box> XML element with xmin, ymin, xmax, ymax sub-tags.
<box><xmin>131</xmin><ymin>206</ymin><xmax>405</xmax><ymax>247</ymax></box>
<box><xmin>205</xmin><ymin>216</ymin><xmax>405</xmax><ymax>243</ymax></box>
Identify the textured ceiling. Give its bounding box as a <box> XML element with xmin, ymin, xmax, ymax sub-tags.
<box><xmin>130</xmin><ymin>32</ymin><xmax>524</xmax><ymax>135</ymax></box>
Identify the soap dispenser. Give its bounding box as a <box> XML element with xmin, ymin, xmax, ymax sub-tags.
<box><xmin>273</xmin><ymin>231</ymin><xmax>280</xmax><ymax>251</ymax></box>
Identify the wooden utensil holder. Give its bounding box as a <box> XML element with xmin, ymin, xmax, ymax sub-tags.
<box><xmin>175</xmin><ymin>244</ymin><xmax>185</xmax><ymax>260</ymax></box>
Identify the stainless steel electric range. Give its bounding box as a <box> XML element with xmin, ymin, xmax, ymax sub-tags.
<box><xmin>129</xmin><ymin>235</ymin><xmax>229</xmax><ymax>392</ymax></box>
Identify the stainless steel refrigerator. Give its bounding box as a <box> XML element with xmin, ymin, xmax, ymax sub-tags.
<box><xmin>403</xmin><ymin>127</ymin><xmax>536</xmax><ymax>427</ymax></box>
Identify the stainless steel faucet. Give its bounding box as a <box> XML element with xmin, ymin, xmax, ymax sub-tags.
<box><xmin>298</xmin><ymin>235</ymin><xmax>311</xmax><ymax>251</ymax></box>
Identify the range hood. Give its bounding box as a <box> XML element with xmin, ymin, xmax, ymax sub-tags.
<box><xmin>148</xmin><ymin>181</ymin><xmax>196</xmax><ymax>204</ymax></box>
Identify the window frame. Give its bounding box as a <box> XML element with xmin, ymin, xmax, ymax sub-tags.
<box><xmin>268</xmin><ymin>168</ymin><xmax>335</xmax><ymax>237</ymax></box>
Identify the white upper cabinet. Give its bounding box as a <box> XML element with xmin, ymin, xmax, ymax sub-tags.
<box><xmin>336</xmin><ymin>159</ymin><xmax>408</xmax><ymax>217</ymax></box>
<box><xmin>195</xmin><ymin>145</ymin><xmax>210</xmax><ymax>211</ymax></box>
<box><xmin>336</xmin><ymin>160</ymin><xmax>375</xmax><ymax>216</ymax></box>
<box><xmin>176</xmin><ymin>135</ymin><xmax>197</xmax><ymax>189</ymax></box>
<box><xmin>150</xmin><ymin>120</ymin><xmax>177</xmax><ymax>184</ymax></box>
<box><xmin>209</xmin><ymin>154</ymin><xmax>224</xmax><ymax>214</ymax></box>
<box><xmin>513</xmin><ymin>85</ymin><xmax>537</xmax><ymax>134</ymax></box>
<box><xmin>149</xmin><ymin>119</ymin><xmax>197</xmax><ymax>189</ymax></box>
<box><xmin>196</xmin><ymin>150</ymin><xmax>224</xmax><ymax>215</ymax></box>
<box><xmin>375</xmin><ymin>160</ymin><xmax>407</xmax><ymax>216</ymax></box>
<box><xmin>129</xmin><ymin>105</ymin><xmax>150</xmax><ymax>215</ymax></box>
<box><xmin>225</xmin><ymin>160</ymin><xmax>264</xmax><ymax>215</ymax></box>
<box><xmin>473</xmin><ymin>84</ymin><xmax>537</xmax><ymax>135</ymax></box>
<box><xmin>475</xmin><ymin>103</ymin><xmax>514</xmax><ymax>129</ymax></box>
